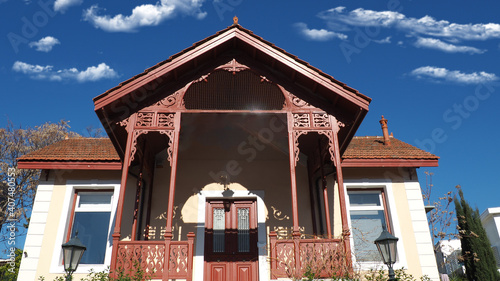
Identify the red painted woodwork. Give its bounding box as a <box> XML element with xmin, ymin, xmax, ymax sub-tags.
<box><xmin>112</xmin><ymin>233</ymin><xmax>194</xmax><ymax>280</ymax></box>
<box><xmin>269</xmin><ymin>231</ymin><xmax>346</xmax><ymax>279</ymax></box>
<box><xmin>205</xmin><ymin>199</ymin><xmax>258</xmax><ymax>281</ymax></box>
<box><xmin>16</xmin><ymin>161</ymin><xmax>121</xmax><ymax>170</ymax></box>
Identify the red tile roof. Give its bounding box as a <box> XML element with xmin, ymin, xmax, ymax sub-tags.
<box><xmin>18</xmin><ymin>136</ymin><xmax>437</xmax><ymax>164</ymax></box>
<box><xmin>343</xmin><ymin>136</ymin><xmax>439</xmax><ymax>160</ymax></box>
<box><xmin>18</xmin><ymin>138</ymin><xmax>120</xmax><ymax>162</ymax></box>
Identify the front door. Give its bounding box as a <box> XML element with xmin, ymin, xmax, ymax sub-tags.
<box><xmin>205</xmin><ymin>199</ymin><xmax>258</xmax><ymax>281</ymax></box>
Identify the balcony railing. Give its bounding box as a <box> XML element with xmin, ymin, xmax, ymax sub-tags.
<box><xmin>269</xmin><ymin>231</ymin><xmax>346</xmax><ymax>279</ymax></box>
<box><xmin>113</xmin><ymin>232</ymin><xmax>195</xmax><ymax>280</ymax></box>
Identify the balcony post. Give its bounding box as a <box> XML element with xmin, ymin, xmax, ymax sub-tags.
<box><xmin>110</xmin><ymin>113</ymin><xmax>137</xmax><ymax>277</ymax></box>
<box><xmin>163</xmin><ymin>113</ymin><xmax>181</xmax><ymax>280</ymax></box>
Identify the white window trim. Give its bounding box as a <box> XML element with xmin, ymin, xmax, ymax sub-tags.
<box><xmin>50</xmin><ymin>180</ymin><xmax>120</xmax><ymax>274</ymax></box>
<box><xmin>344</xmin><ymin>180</ymin><xmax>408</xmax><ymax>271</ymax></box>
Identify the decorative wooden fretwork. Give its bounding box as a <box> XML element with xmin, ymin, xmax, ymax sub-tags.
<box><xmin>184</xmin><ymin>70</ymin><xmax>285</xmax><ymax>110</ymax></box>
<box><xmin>159</xmin><ymin>130</ymin><xmax>175</xmax><ymax>166</ymax></box>
<box><xmin>158</xmin><ymin>113</ymin><xmax>175</xmax><ymax>128</ymax></box>
<box><xmin>215</xmin><ymin>58</ymin><xmax>249</xmax><ymax>74</ymax></box>
<box><xmin>269</xmin><ymin>232</ymin><xmax>345</xmax><ymax>279</ymax></box>
<box><xmin>291</xmin><ymin>112</ymin><xmax>345</xmax><ymax>166</ymax></box>
<box><xmin>154</xmin><ymin>91</ymin><xmax>181</xmax><ymax>108</ymax></box>
<box><xmin>293</xmin><ymin>113</ymin><xmax>310</xmax><ymax>128</ymax></box>
<box><xmin>136</xmin><ymin>112</ymin><xmax>154</xmax><ymax>127</ymax></box>
<box><xmin>287</xmin><ymin>92</ymin><xmax>311</xmax><ymax>108</ymax></box>
<box><xmin>118</xmin><ymin>117</ymin><xmax>129</xmax><ymax>127</ymax></box>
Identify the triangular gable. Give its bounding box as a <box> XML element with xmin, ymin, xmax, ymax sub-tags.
<box><xmin>94</xmin><ymin>23</ymin><xmax>371</xmax><ymax>157</ymax></box>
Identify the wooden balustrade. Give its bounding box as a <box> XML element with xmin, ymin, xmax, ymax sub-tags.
<box><xmin>113</xmin><ymin>232</ymin><xmax>195</xmax><ymax>280</ymax></box>
<box><xmin>269</xmin><ymin>231</ymin><xmax>346</xmax><ymax>279</ymax></box>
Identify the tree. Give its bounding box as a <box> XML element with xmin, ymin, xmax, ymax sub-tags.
<box><xmin>454</xmin><ymin>187</ymin><xmax>500</xmax><ymax>281</ymax></box>
<box><xmin>0</xmin><ymin>120</ymin><xmax>79</xmax><ymax>247</ymax></box>
<box><xmin>0</xmin><ymin>248</ymin><xmax>22</xmax><ymax>280</ymax></box>
<box><xmin>422</xmin><ymin>171</ymin><xmax>458</xmax><ymax>248</ymax></box>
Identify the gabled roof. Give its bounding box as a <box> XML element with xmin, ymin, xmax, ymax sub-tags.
<box><xmin>93</xmin><ymin>23</ymin><xmax>370</xmax><ymax>110</ymax></box>
<box><xmin>94</xmin><ymin>23</ymin><xmax>372</xmax><ymax>157</ymax></box>
<box><xmin>17</xmin><ymin>137</ymin><xmax>438</xmax><ymax>170</ymax></box>
<box><xmin>17</xmin><ymin>138</ymin><xmax>121</xmax><ymax>170</ymax></box>
<box><xmin>342</xmin><ymin>136</ymin><xmax>439</xmax><ymax>167</ymax></box>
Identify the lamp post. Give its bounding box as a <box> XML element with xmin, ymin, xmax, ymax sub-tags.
<box><xmin>374</xmin><ymin>228</ymin><xmax>399</xmax><ymax>281</ymax></box>
<box><xmin>62</xmin><ymin>233</ymin><xmax>86</xmax><ymax>281</ymax></box>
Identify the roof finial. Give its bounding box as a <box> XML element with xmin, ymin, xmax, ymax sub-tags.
<box><xmin>233</xmin><ymin>16</ymin><xmax>238</xmax><ymax>25</ymax></box>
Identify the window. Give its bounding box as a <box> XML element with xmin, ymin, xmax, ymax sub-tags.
<box><xmin>347</xmin><ymin>189</ymin><xmax>390</xmax><ymax>262</ymax></box>
<box><xmin>67</xmin><ymin>191</ymin><xmax>113</xmax><ymax>264</ymax></box>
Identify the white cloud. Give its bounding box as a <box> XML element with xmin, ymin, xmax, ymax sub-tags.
<box><xmin>410</xmin><ymin>66</ymin><xmax>498</xmax><ymax>84</ymax></box>
<box><xmin>294</xmin><ymin>22</ymin><xmax>347</xmax><ymax>41</ymax></box>
<box><xmin>12</xmin><ymin>61</ymin><xmax>118</xmax><ymax>82</ymax></box>
<box><xmin>29</xmin><ymin>36</ymin><xmax>60</xmax><ymax>52</ymax></box>
<box><xmin>414</xmin><ymin>37</ymin><xmax>485</xmax><ymax>54</ymax></box>
<box><xmin>319</xmin><ymin>7</ymin><xmax>500</xmax><ymax>41</ymax></box>
<box><xmin>83</xmin><ymin>0</ymin><xmax>207</xmax><ymax>32</ymax></box>
<box><xmin>54</xmin><ymin>0</ymin><xmax>82</xmax><ymax>13</ymax></box>
<box><xmin>373</xmin><ymin>36</ymin><xmax>391</xmax><ymax>44</ymax></box>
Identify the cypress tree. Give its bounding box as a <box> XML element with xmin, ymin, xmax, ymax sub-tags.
<box><xmin>454</xmin><ymin>188</ymin><xmax>500</xmax><ymax>281</ymax></box>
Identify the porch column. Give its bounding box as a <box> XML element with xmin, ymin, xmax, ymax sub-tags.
<box><xmin>163</xmin><ymin>113</ymin><xmax>182</xmax><ymax>281</ymax></box>
<box><xmin>110</xmin><ymin>113</ymin><xmax>137</xmax><ymax>276</ymax></box>
<box><xmin>332</xmin><ymin>131</ymin><xmax>352</xmax><ymax>261</ymax></box>
<box><xmin>131</xmin><ymin>140</ymin><xmax>146</xmax><ymax>241</ymax></box>
<box><xmin>287</xmin><ymin>112</ymin><xmax>300</xmax><ymax>235</ymax></box>
<box><xmin>319</xmin><ymin>149</ymin><xmax>332</xmax><ymax>239</ymax></box>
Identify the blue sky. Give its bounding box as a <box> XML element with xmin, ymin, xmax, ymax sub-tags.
<box><xmin>1</xmin><ymin>0</ymin><xmax>500</xmax><ymax>254</ymax></box>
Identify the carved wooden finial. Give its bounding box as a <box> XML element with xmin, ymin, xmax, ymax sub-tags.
<box><xmin>233</xmin><ymin>16</ymin><xmax>238</xmax><ymax>25</ymax></box>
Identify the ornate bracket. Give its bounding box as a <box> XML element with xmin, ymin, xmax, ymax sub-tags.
<box><xmin>293</xmin><ymin>130</ymin><xmax>309</xmax><ymax>166</ymax></box>
<box><xmin>317</xmin><ymin>130</ymin><xmax>336</xmax><ymax>166</ymax></box>
<box><xmin>129</xmin><ymin>130</ymin><xmax>149</xmax><ymax>166</ymax></box>
<box><xmin>159</xmin><ymin>130</ymin><xmax>175</xmax><ymax>166</ymax></box>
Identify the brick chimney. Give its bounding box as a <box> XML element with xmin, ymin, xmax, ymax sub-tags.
<box><xmin>379</xmin><ymin>115</ymin><xmax>391</xmax><ymax>146</ymax></box>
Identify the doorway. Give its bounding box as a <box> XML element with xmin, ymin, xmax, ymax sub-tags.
<box><xmin>204</xmin><ymin>199</ymin><xmax>258</xmax><ymax>281</ymax></box>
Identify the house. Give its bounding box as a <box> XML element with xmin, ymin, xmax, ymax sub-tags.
<box><xmin>481</xmin><ymin>207</ymin><xmax>500</xmax><ymax>270</ymax></box>
<box><xmin>17</xmin><ymin>20</ymin><xmax>440</xmax><ymax>281</ymax></box>
<box><xmin>434</xmin><ymin>239</ymin><xmax>464</xmax><ymax>277</ymax></box>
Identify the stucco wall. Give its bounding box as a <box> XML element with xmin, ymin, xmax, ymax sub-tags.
<box><xmin>18</xmin><ymin>170</ymin><xmax>121</xmax><ymax>281</ymax></box>
<box><xmin>342</xmin><ymin>167</ymin><xmax>439</xmax><ymax>281</ymax></box>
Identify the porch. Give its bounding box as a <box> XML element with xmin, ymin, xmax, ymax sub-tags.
<box><xmin>112</xmin><ymin>232</ymin><xmax>347</xmax><ymax>280</ymax></box>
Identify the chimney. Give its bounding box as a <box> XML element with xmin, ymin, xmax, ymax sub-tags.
<box><xmin>379</xmin><ymin>115</ymin><xmax>391</xmax><ymax>146</ymax></box>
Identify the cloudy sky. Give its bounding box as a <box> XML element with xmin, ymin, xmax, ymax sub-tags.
<box><xmin>1</xmin><ymin>0</ymin><xmax>499</xmax><ymax>252</ymax></box>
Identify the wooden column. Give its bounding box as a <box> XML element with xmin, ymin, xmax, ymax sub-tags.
<box><xmin>287</xmin><ymin>112</ymin><xmax>300</xmax><ymax>235</ymax></box>
<box><xmin>163</xmin><ymin>113</ymin><xmax>182</xmax><ymax>281</ymax></box>
<box><xmin>131</xmin><ymin>140</ymin><xmax>146</xmax><ymax>241</ymax></box>
<box><xmin>332</xmin><ymin>131</ymin><xmax>351</xmax><ymax>261</ymax></box>
<box><xmin>319</xmin><ymin>147</ymin><xmax>332</xmax><ymax>239</ymax></box>
<box><xmin>110</xmin><ymin>113</ymin><xmax>137</xmax><ymax>276</ymax></box>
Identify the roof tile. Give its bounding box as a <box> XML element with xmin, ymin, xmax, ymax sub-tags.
<box><xmin>343</xmin><ymin>136</ymin><xmax>439</xmax><ymax>160</ymax></box>
<box><xmin>18</xmin><ymin>136</ymin><xmax>437</xmax><ymax>163</ymax></box>
<box><xmin>18</xmin><ymin>138</ymin><xmax>119</xmax><ymax>162</ymax></box>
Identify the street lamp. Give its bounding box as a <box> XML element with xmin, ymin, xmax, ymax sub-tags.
<box><xmin>62</xmin><ymin>233</ymin><xmax>86</xmax><ymax>281</ymax></box>
<box><xmin>374</xmin><ymin>227</ymin><xmax>399</xmax><ymax>281</ymax></box>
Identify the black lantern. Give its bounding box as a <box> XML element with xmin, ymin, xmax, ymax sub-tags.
<box><xmin>374</xmin><ymin>227</ymin><xmax>398</xmax><ymax>281</ymax></box>
<box><xmin>62</xmin><ymin>233</ymin><xmax>86</xmax><ymax>280</ymax></box>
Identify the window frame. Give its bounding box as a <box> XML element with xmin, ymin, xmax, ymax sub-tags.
<box><xmin>65</xmin><ymin>189</ymin><xmax>114</xmax><ymax>264</ymax></box>
<box><xmin>50</xmin><ymin>181</ymin><xmax>120</xmax><ymax>275</ymax></box>
<box><xmin>344</xmin><ymin>181</ymin><xmax>407</xmax><ymax>270</ymax></box>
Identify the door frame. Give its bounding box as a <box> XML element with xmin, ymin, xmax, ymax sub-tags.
<box><xmin>193</xmin><ymin>188</ymin><xmax>267</xmax><ymax>281</ymax></box>
<box><xmin>204</xmin><ymin>199</ymin><xmax>258</xmax><ymax>281</ymax></box>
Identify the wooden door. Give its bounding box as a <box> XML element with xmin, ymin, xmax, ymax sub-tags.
<box><xmin>205</xmin><ymin>199</ymin><xmax>258</xmax><ymax>281</ymax></box>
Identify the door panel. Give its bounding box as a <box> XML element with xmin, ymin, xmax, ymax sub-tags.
<box><xmin>205</xmin><ymin>199</ymin><xmax>258</xmax><ymax>281</ymax></box>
